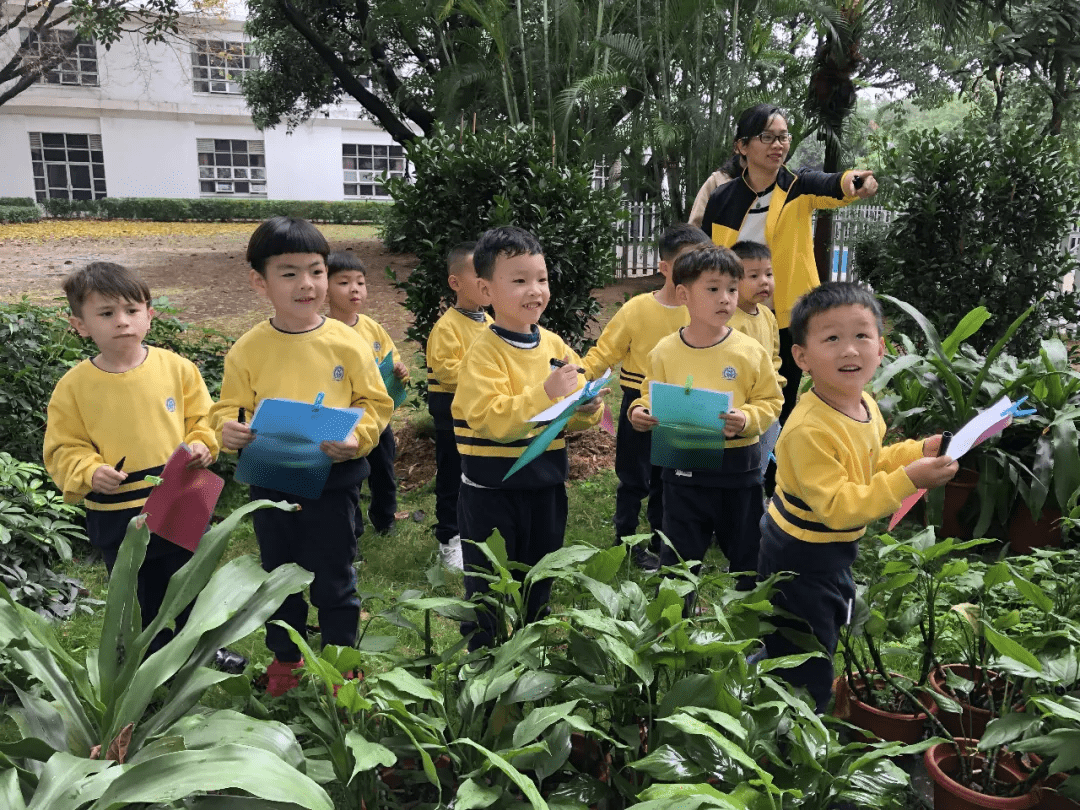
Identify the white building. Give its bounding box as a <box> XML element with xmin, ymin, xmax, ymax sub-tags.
<box><xmin>0</xmin><ymin>5</ymin><xmax>405</xmax><ymax>202</ymax></box>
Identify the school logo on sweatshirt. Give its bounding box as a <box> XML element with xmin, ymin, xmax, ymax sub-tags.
<box><xmin>165</xmin><ymin>397</ymin><xmax>176</xmax><ymax>412</ymax></box>
<box><xmin>723</xmin><ymin>366</ymin><xmax>737</xmax><ymax>380</ymax></box>
<box><xmin>333</xmin><ymin>365</ymin><xmax>345</xmax><ymax>381</ymax></box>
<box><xmin>373</xmin><ymin>341</ymin><xmax>382</xmax><ymax>354</ymax></box>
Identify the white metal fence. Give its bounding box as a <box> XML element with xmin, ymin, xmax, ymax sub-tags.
<box><xmin>613</xmin><ymin>201</ymin><xmax>1080</xmax><ymax>289</ymax></box>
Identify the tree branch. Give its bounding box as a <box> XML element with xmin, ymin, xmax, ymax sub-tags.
<box><xmin>276</xmin><ymin>0</ymin><xmax>432</xmax><ymax>141</ymax></box>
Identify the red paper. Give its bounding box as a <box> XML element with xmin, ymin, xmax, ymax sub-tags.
<box><xmin>600</xmin><ymin>402</ymin><xmax>616</xmax><ymax>436</ymax></box>
<box><xmin>141</xmin><ymin>444</ymin><xmax>224</xmax><ymax>552</ymax></box>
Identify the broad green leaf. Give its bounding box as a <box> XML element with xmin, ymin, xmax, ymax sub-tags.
<box><xmin>983</xmin><ymin>624</ymin><xmax>1042</xmax><ymax>672</ymax></box>
<box><xmin>636</xmin><ymin>781</ymin><xmax>745</xmax><ymax>808</ymax></box>
<box><xmin>455</xmin><ymin>777</ymin><xmax>502</xmax><ymax>810</ymax></box>
<box><xmin>1010</xmin><ymin>573</ymin><xmax>1053</xmax><ymax>613</ymax></box>
<box><xmin>503</xmin><ymin>670</ymin><xmax>560</xmax><ymax>704</ymax></box>
<box><xmin>0</xmin><ymin>736</ymin><xmax>59</xmax><ymax>762</ymax></box>
<box><xmin>370</xmin><ymin>668</ymin><xmax>442</xmax><ymax>703</ymax></box>
<box><xmin>169</xmin><ymin>709</ymin><xmax>305</xmax><ymax>769</ymax></box>
<box><xmin>25</xmin><ymin>752</ymin><xmax>115</xmax><ymax>810</ymax></box>
<box><xmin>0</xmin><ymin>769</ymin><xmax>27</xmax><ymax>810</ymax></box>
<box><xmin>90</xmin><ymin>743</ymin><xmax>332</xmax><ymax>810</ymax></box>
<box><xmin>627</xmin><ymin>744</ymin><xmax>705</xmax><ymax>780</ymax></box>
<box><xmin>659</xmin><ymin>714</ymin><xmax>759</xmax><ymax>773</ymax></box>
<box><xmin>941</xmin><ymin>307</ymin><xmax>991</xmax><ymax>359</ymax></box>
<box><xmin>344</xmin><ymin>732</ymin><xmax>396</xmax><ymax>781</ymax></box>
<box><xmin>513</xmin><ymin>700</ymin><xmax>580</xmax><ymax>747</ymax></box>
<box><xmin>582</xmin><ymin>543</ymin><xmax>626</xmax><ymax>583</ymax></box>
<box><xmin>978</xmin><ymin>712</ymin><xmax>1041</xmax><ymax>749</ymax></box>
<box><xmin>453</xmin><ymin>738</ymin><xmax>548</xmax><ymax>810</ymax></box>
<box><xmin>1012</xmin><ymin>730</ymin><xmax>1080</xmax><ymax>773</ymax></box>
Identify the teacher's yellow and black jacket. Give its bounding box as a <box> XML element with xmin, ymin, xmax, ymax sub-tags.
<box><xmin>453</xmin><ymin>325</ymin><xmax>602</xmax><ymax>489</ymax></box>
<box><xmin>701</xmin><ymin>165</ymin><xmax>858</xmax><ymax>329</ymax></box>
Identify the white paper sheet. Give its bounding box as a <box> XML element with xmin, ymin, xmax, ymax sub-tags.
<box><xmin>529</xmin><ymin>368</ymin><xmax>612</xmax><ymax>422</ymax></box>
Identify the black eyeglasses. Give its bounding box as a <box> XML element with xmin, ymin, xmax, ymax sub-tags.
<box><xmin>752</xmin><ymin>132</ymin><xmax>792</xmax><ymax>145</ymax></box>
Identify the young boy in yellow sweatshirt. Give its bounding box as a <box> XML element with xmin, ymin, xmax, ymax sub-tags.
<box><xmin>43</xmin><ymin>262</ymin><xmax>242</xmax><ymax>669</ymax></box>
<box><xmin>426</xmin><ymin>242</ymin><xmax>491</xmax><ymax>571</ymax></box>
<box><xmin>581</xmin><ymin>223</ymin><xmax>710</xmax><ymax>571</ymax></box>
<box><xmin>728</xmin><ymin>241</ymin><xmax>784</xmax><ymax>491</ymax></box>
<box><xmin>325</xmin><ymin>250</ymin><xmax>408</xmax><ymax>537</ymax></box>
<box><xmin>453</xmin><ymin>226</ymin><xmax>607</xmax><ymax>651</ymax></box>
<box><xmin>211</xmin><ymin>217</ymin><xmax>394</xmax><ymax>696</ymax></box>
<box><xmin>758</xmin><ymin>282</ymin><xmax>958</xmax><ymax>711</ymax></box>
<box><xmin>629</xmin><ymin>245</ymin><xmax>782</xmax><ymax>593</ymax></box>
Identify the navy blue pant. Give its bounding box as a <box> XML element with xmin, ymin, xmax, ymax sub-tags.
<box><xmin>614</xmin><ymin>388</ymin><xmax>664</xmax><ymax>544</ymax></box>
<box><xmin>458</xmin><ymin>483</ymin><xmax>567</xmax><ymax>651</ymax></box>
<box><xmin>87</xmin><ymin>507</ymin><xmax>193</xmax><ymax>654</ymax></box>
<box><xmin>777</xmin><ymin>327</ymin><xmax>802</xmax><ymax>426</ymax></box>
<box><xmin>433</xmin><ymin>427</ymin><xmax>462</xmax><ymax>543</ymax></box>
<box><xmin>357</xmin><ymin>425</ymin><xmax>396</xmax><ymax>535</ymax></box>
<box><xmin>251</xmin><ymin>479</ymin><xmax>362</xmax><ymax>662</ymax></box>
<box><xmin>759</xmin><ymin>518</ymin><xmax>856</xmax><ymax>712</ymax></box>
<box><xmin>661</xmin><ymin>481</ymin><xmax>763</xmax><ymax>590</ymax></box>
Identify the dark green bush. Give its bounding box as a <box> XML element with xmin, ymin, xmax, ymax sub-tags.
<box><xmin>38</xmin><ymin>197</ymin><xmax>389</xmax><ymax>224</ymax></box>
<box><xmin>383</xmin><ymin>124</ymin><xmax>623</xmax><ymax>351</ymax></box>
<box><xmin>0</xmin><ymin>197</ymin><xmax>37</xmax><ymax>207</ymax></box>
<box><xmin>0</xmin><ymin>298</ymin><xmax>230</xmax><ymax>465</ymax></box>
<box><xmin>0</xmin><ymin>452</ymin><xmax>98</xmax><ymax>619</ymax></box>
<box><xmin>856</xmin><ymin>123</ymin><xmax>1080</xmax><ymax>355</ymax></box>
<box><xmin>0</xmin><ymin>205</ymin><xmax>42</xmax><ymax>223</ymax></box>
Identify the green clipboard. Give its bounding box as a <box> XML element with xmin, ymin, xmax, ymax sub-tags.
<box><xmin>649</xmin><ymin>379</ymin><xmax>729</xmax><ymax>470</ymax></box>
<box><xmin>378</xmin><ymin>351</ymin><xmax>408</xmax><ymax>409</ymax></box>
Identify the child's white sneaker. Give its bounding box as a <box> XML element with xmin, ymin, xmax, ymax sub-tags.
<box><xmin>439</xmin><ymin>535</ymin><xmax>464</xmax><ymax>572</ymax></box>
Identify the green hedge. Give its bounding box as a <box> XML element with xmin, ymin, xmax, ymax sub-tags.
<box><xmin>0</xmin><ymin>196</ymin><xmax>37</xmax><ymax>207</ymax></box>
<box><xmin>0</xmin><ymin>205</ymin><xmax>42</xmax><ymax>223</ymax></box>
<box><xmin>37</xmin><ymin>197</ymin><xmax>390</xmax><ymax>224</ymax></box>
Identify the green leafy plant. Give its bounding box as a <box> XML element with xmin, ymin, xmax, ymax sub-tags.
<box><xmin>383</xmin><ymin>124</ymin><xmax>623</xmax><ymax>351</ymax></box>
<box><xmin>0</xmin><ymin>452</ymin><xmax>93</xmax><ymax>619</ymax></box>
<box><xmin>856</xmin><ymin>121</ymin><xmax>1080</xmax><ymax>356</ymax></box>
<box><xmin>0</xmin><ymin>499</ymin><xmax>333</xmax><ymax>808</ymax></box>
<box><xmin>0</xmin><ymin>206</ymin><xmax>41</xmax><ymax>224</ymax></box>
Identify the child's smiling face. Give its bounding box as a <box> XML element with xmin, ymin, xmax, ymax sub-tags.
<box><xmin>250</xmin><ymin>252</ymin><xmax>327</xmax><ymax>331</ymax></box>
<box><xmin>792</xmin><ymin>304</ymin><xmax>885</xmax><ymax>401</ymax></box>
<box><xmin>478</xmin><ymin>251</ymin><xmax>548</xmax><ymax>333</ymax></box>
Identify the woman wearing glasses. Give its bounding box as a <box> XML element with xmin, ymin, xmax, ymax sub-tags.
<box><xmin>691</xmin><ymin>103</ymin><xmax>877</xmax><ymax>427</ymax></box>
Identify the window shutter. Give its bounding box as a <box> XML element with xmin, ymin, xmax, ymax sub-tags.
<box><xmin>248</xmin><ymin>140</ymin><xmax>265</xmax><ymax>154</ymax></box>
<box><xmin>89</xmin><ymin>135</ymin><xmax>103</xmax><ymax>150</ymax></box>
<box><xmin>196</xmin><ymin>138</ymin><xmax>215</xmax><ymax>152</ymax></box>
<box><xmin>29</xmin><ymin>133</ymin><xmax>42</xmax><ymax>149</ymax></box>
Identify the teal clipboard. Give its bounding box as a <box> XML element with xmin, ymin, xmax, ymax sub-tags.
<box><xmin>378</xmin><ymin>351</ymin><xmax>408</xmax><ymax>409</ymax></box>
<box><xmin>649</xmin><ymin>380</ymin><xmax>729</xmax><ymax>471</ymax></box>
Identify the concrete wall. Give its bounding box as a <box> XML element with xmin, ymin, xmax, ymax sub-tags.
<box><xmin>0</xmin><ymin>9</ymin><xmax>406</xmax><ymax>201</ymax></box>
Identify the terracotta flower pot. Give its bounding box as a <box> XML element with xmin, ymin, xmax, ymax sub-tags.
<box><xmin>1008</xmin><ymin>506</ymin><xmax>1063</xmax><ymax>555</ymax></box>
<box><xmin>929</xmin><ymin>664</ymin><xmax>1009</xmax><ymax>739</ymax></box>
<box><xmin>838</xmin><ymin>672</ymin><xmax>939</xmax><ymax>744</ymax></box>
<box><xmin>924</xmin><ymin>739</ymin><xmax>1043</xmax><ymax>810</ymax></box>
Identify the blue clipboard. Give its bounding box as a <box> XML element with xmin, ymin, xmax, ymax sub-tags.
<box><xmin>378</xmin><ymin>351</ymin><xmax>408</xmax><ymax>409</ymax></box>
<box><xmin>649</xmin><ymin>380</ymin><xmax>730</xmax><ymax>471</ymax></box>
<box><xmin>235</xmin><ymin>395</ymin><xmax>363</xmax><ymax>499</ymax></box>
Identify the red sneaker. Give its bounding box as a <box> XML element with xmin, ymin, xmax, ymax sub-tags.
<box><xmin>266</xmin><ymin>658</ymin><xmax>304</xmax><ymax>697</ymax></box>
<box><xmin>333</xmin><ymin>669</ymin><xmax>365</xmax><ymax>697</ymax></box>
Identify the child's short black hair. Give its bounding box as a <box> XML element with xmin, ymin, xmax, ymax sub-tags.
<box><xmin>672</xmin><ymin>244</ymin><xmax>743</xmax><ymax>288</ymax></box>
<box><xmin>246</xmin><ymin>216</ymin><xmax>329</xmax><ymax>275</ymax></box>
<box><xmin>789</xmin><ymin>282</ymin><xmax>884</xmax><ymax>346</ymax></box>
<box><xmin>730</xmin><ymin>240</ymin><xmax>772</xmax><ymax>262</ymax></box>
<box><xmin>473</xmin><ymin>226</ymin><xmax>543</xmax><ymax>280</ymax></box>
<box><xmin>447</xmin><ymin>241</ymin><xmax>477</xmax><ymax>275</ymax></box>
<box><xmin>62</xmin><ymin>261</ymin><xmax>151</xmax><ymax>317</ymax></box>
<box><xmin>658</xmin><ymin>223</ymin><xmax>711</xmax><ymax>262</ymax></box>
<box><xmin>327</xmin><ymin>250</ymin><xmax>366</xmax><ymax>277</ymax></box>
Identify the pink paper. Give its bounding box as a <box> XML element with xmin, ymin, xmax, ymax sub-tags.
<box><xmin>888</xmin><ymin>488</ymin><xmax>927</xmax><ymax>531</ymax></box>
<box><xmin>142</xmin><ymin>445</ymin><xmax>224</xmax><ymax>552</ymax></box>
<box><xmin>600</xmin><ymin>402</ymin><xmax>616</xmax><ymax>436</ymax></box>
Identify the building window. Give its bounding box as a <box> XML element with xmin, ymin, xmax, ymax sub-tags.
<box><xmin>197</xmin><ymin>139</ymin><xmax>266</xmax><ymax>195</ymax></box>
<box><xmin>342</xmin><ymin>144</ymin><xmax>405</xmax><ymax>198</ymax></box>
<box><xmin>191</xmin><ymin>40</ymin><xmax>255</xmax><ymax>94</ymax></box>
<box><xmin>29</xmin><ymin>132</ymin><xmax>106</xmax><ymax>201</ymax></box>
<box><xmin>21</xmin><ymin>29</ymin><xmax>98</xmax><ymax>86</ymax></box>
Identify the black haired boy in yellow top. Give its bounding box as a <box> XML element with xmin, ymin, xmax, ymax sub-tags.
<box><xmin>426</xmin><ymin>242</ymin><xmax>491</xmax><ymax>571</ymax></box>
<box><xmin>453</xmin><ymin>226</ymin><xmax>607</xmax><ymax>651</ymax></box>
<box><xmin>629</xmin><ymin>245</ymin><xmax>782</xmax><ymax>597</ymax></box>
<box><xmin>758</xmin><ymin>282</ymin><xmax>958</xmax><ymax>712</ymax></box>
<box><xmin>580</xmin><ymin>223</ymin><xmax>709</xmax><ymax>571</ymax></box>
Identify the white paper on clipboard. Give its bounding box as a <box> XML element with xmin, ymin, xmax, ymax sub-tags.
<box><xmin>529</xmin><ymin>368</ymin><xmax>612</xmax><ymax>422</ymax></box>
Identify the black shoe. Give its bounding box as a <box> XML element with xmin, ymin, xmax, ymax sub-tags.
<box><xmin>633</xmin><ymin>547</ymin><xmax>660</xmax><ymax>573</ymax></box>
<box><xmin>213</xmin><ymin>647</ymin><xmax>248</xmax><ymax>674</ymax></box>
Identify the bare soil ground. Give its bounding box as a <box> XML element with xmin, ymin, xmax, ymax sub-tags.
<box><xmin>0</xmin><ymin>222</ymin><xmax>659</xmax><ymax>488</ymax></box>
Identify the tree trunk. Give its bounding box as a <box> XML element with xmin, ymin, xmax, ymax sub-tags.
<box><xmin>813</xmin><ymin>135</ymin><xmax>840</xmax><ymax>284</ymax></box>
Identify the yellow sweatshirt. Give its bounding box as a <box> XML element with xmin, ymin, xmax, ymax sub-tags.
<box><xmin>453</xmin><ymin>326</ymin><xmax>602</xmax><ymax>489</ymax></box>
<box><xmin>767</xmin><ymin>390</ymin><xmax>922</xmax><ymax>545</ymax></box>
<box><xmin>349</xmin><ymin>313</ymin><xmax>396</xmax><ymax>364</ymax></box>
<box><xmin>427</xmin><ymin>307</ymin><xmax>492</xmax><ymax>430</ymax></box>
<box><xmin>580</xmin><ymin>291</ymin><xmax>689</xmax><ymax>392</ymax></box>
<box><xmin>210</xmin><ymin>318</ymin><xmax>393</xmax><ymax>460</ymax></box>
<box><xmin>729</xmin><ymin>305</ymin><xmax>786</xmax><ymax>388</ymax></box>
<box><xmin>632</xmin><ymin>328</ymin><xmax>782</xmax><ymax>486</ymax></box>
<box><xmin>44</xmin><ymin>347</ymin><xmax>218</xmax><ymax>511</ymax></box>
